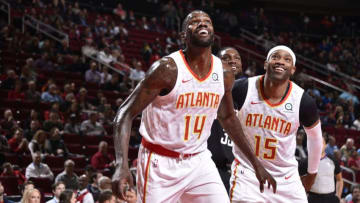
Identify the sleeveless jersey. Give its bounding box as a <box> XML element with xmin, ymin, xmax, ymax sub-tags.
<box><xmin>234</xmin><ymin>75</ymin><xmax>304</xmax><ymax>179</ymax></box>
<box><xmin>139</xmin><ymin>50</ymin><xmax>225</xmax><ymax>154</ymax></box>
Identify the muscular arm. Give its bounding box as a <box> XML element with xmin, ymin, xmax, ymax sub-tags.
<box><xmin>113</xmin><ymin>57</ymin><xmax>177</xmax><ymax>171</ymax></box>
<box><xmin>335</xmin><ymin>172</ymin><xmax>343</xmax><ymax>199</ymax></box>
<box><xmin>217</xmin><ymin>63</ymin><xmax>275</xmax><ymax>192</ymax></box>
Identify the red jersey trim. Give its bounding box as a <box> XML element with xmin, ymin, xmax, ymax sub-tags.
<box><xmin>179</xmin><ymin>50</ymin><xmax>213</xmax><ymax>82</ymax></box>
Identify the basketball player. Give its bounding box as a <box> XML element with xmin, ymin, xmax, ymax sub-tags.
<box><xmin>208</xmin><ymin>47</ymin><xmax>242</xmax><ymax>192</ymax></box>
<box><xmin>112</xmin><ymin>11</ymin><xmax>276</xmax><ymax>202</ymax></box>
<box><xmin>229</xmin><ymin>45</ymin><xmax>323</xmax><ymax>203</ymax></box>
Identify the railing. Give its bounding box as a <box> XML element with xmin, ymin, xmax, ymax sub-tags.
<box><xmin>340</xmin><ymin>166</ymin><xmax>358</xmax><ymax>186</ymax></box>
<box><xmin>83</xmin><ymin>53</ymin><xmax>127</xmax><ymax>76</ymax></box>
<box><xmin>239</xmin><ymin>28</ymin><xmax>360</xmax><ymax>88</ymax></box>
<box><xmin>235</xmin><ymin>44</ymin><xmax>346</xmax><ymax>93</ymax></box>
<box><xmin>22</xmin><ymin>14</ymin><xmax>69</xmax><ymax>46</ymax></box>
<box><xmin>0</xmin><ymin>0</ymin><xmax>10</xmax><ymax>25</ymax></box>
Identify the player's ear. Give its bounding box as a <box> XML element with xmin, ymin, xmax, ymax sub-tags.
<box><xmin>180</xmin><ymin>31</ymin><xmax>186</xmax><ymax>43</ymax></box>
<box><xmin>264</xmin><ymin>60</ymin><xmax>269</xmax><ymax>71</ymax></box>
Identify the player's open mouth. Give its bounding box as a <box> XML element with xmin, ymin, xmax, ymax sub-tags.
<box><xmin>274</xmin><ymin>66</ymin><xmax>285</xmax><ymax>72</ymax></box>
<box><xmin>198</xmin><ymin>29</ymin><xmax>209</xmax><ymax>36</ymax></box>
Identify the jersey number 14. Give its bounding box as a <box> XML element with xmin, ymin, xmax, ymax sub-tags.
<box><xmin>184</xmin><ymin>115</ymin><xmax>207</xmax><ymax>141</ymax></box>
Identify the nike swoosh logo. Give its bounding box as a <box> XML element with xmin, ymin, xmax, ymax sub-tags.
<box><xmin>250</xmin><ymin>101</ymin><xmax>262</xmax><ymax>105</ymax></box>
<box><xmin>182</xmin><ymin>79</ymin><xmax>192</xmax><ymax>83</ymax></box>
<box><xmin>285</xmin><ymin>175</ymin><xmax>292</xmax><ymax>180</ymax></box>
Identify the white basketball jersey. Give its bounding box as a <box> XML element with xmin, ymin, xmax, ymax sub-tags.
<box><xmin>139</xmin><ymin>50</ymin><xmax>225</xmax><ymax>154</ymax></box>
<box><xmin>234</xmin><ymin>75</ymin><xmax>304</xmax><ymax>180</ymax></box>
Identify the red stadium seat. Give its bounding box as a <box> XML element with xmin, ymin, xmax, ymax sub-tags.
<box><xmin>0</xmin><ymin>176</ymin><xmax>20</xmax><ymax>195</ymax></box>
<box><xmin>28</xmin><ymin>177</ymin><xmax>52</xmax><ymax>193</ymax></box>
<box><xmin>44</xmin><ymin>156</ymin><xmax>65</xmax><ymax>168</ymax></box>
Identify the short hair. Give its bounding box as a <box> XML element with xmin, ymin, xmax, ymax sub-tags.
<box><xmin>217</xmin><ymin>47</ymin><xmax>237</xmax><ymax>57</ymax></box>
<box><xmin>352</xmin><ymin>184</ymin><xmax>360</xmax><ymax>193</ymax></box>
<box><xmin>64</xmin><ymin>159</ymin><xmax>75</xmax><ymax>167</ymax></box>
<box><xmin>52</xmin><ymin>181</ymin><xmax>65</xmax><ymax>191</ymax></box>
<box><xmin>182</xmin><ymin>10</ymin><xmax>209</xmax><ymax>32</ymax></box>
<box><xmin>98</xmin><ymin>190</ymin><xmax>114</xmax><ymax>203</ymax></box>
<box><xmin>59</xmin><ymin>189</ymin><xmax>75</xmax><ymax>203</ymax></box>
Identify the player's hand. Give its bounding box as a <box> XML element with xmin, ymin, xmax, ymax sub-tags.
<box><xmin>254</xmin><ymin>164</ymin><xmax>277</xmax><ymax>193</ymax></box>
<box><xmin>301</xmin><ymin>172</ymin><xmax>317</xmax><ymax>192</ymax></box>
<box><xmin>112</xmin><ymin>164</ymin><xmax>134</xmax><ymax>200</ymax></box>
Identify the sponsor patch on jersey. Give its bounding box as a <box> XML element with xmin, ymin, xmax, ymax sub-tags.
<box><xmin>284</xmin><ymin>103</ymin><xmax>293</xmax><ymax>113</ymax></box>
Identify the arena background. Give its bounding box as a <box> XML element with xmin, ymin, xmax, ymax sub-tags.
<box><xmin>0</xmin><ymin>0</ymin><xmax>359</xmax><ymax>201</ymax></box>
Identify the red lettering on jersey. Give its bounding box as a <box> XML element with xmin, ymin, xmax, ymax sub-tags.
<box><xmin>190</xmin><ymin>92</ymin><xmax>196</xmax><ymax>107</ymax></box>
<box><xmin>264</xmin><ymin>116</ymin><xmax>271</xmax><ymax>130</ymax></box>
<box><xmin>279</xmin><ymin>119</ymin><xmax>287</xmax><ymax>134</ymax></box>
<box><xmin>176</xmin><ymin>95</ymin><xmax>184</xmax><ymax>109</ymax></box>
<box><xmin>203</xmin><ymin>92</ymin><xmax>209</xmax><ymax>107</ymax></box>
<box><xmin>213</xmin><ymin>94</ymin><xmax>220</xmax><ymax>108</ymax></box>
<box><xmin>195</xmin><ymin>92</ymin><xmax>203</xmax><ymax>107</ymax></box>
<box><xmin>253</xmin><ymin>114</ymin><xmax>259</xmax><ymax>127</ymax></box>
<box><xmin>284</xmin><ymin>123</ymin><xmax>291</xmax><ymax>135</ymax></box>
<box><xmin>258</xmin><ymin>114</ymin><xmax>264</xmax><ymax>128</ymax></box>
<box><xmin>184</xmin><ymin>93</ymin><xmax>191</xmax><ymax>108</ymax></box>
<box><xmin>209</xmin><ymin>93</ymin><xmax>215</xmax><ymax>107</ymax></box>
<box><xmin>246</xmin><ymin>114</ymin><xmax>252</xmax><ymax>127</ymax></box>
<box><xmin>271</xmin><ymin>117</ymin><xmax>279</xmax><ymax>131</ymax></box>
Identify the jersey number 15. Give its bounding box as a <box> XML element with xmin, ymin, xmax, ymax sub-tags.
<box><xmin>254</xmin><ymin>135</ymin><xmax>278</xmax><ymax>160</ymax></box>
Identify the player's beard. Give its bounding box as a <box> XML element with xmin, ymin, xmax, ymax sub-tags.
<box><xmin>189</xmin><ymin>32</ymin><xmax>214</xmax><ymax>47</ymax></box>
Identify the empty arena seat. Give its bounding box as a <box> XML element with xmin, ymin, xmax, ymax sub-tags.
<box><xmin>0</xmin><ymin>176</ymin><xmax>20</xmax><ymax>195</ymax></box>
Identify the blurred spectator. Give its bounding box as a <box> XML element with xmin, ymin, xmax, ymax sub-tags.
<box><xmin>125</xmin><ymin>187</ymin><xmax>137</xmax><ymax>203</ymax></box>
<box><xmin>82</xmin><ymin>38</ymin><xmax>97</xmax><ymax>57</ymax></box>
<box><xmin>77</xmin><ymin>175</ymin><xmax>94</xmax><ymax>203</ymax></box>
<box><xmin>46</xmin><ymin>127</ymin><xmax>69</xmax><ymax>157</ymax></box>
<box><xmin>295</xmin><ymin>129</ymin><xmax>307</xmax><ymax>161</ymax></box>
<box><xmin>97</xmin><ymin>48</ymin><xmax>115</xmax><ymax>64</ymax></box>
<box><xmin>90</xmin><ymin>141</ymin><xmax>114</xmax><ymax>170</ymax></box>
<box><xmin>1</xmin><ymin>162</ymin><xmax>26</xmax><ymax>185</ymax></box>
<box><xmin>141</xmin><ymin>43</ymin><xmax>152</xmax><ymax>64</ymax></box>
<box><xmin>339</xmin><ymin>87</ymin><xmax>359</xmax><ymax>106</ymax></box>
<box><xmin>100</xmin><ymin>67</ymin><xmax>112</xmax><ymax>85</ymax></box>
<box><xmin>1</xmin><ymin>69</ymin><xmax>17</xmax><ymax>90</ymax></box>
<box><xmin>8</xmin><ymin>80</ymin><xmax>25</xmax><ymax>101</ymax></box>
<box><xmin>46</xmin><ymin>181</ymin><xmax>66</xmax><ymax>203</ymax></box>
<box><xmin>113</xmin><ymin>3</ymin><xmax>127</xmax><ymax>21</ymax></box>
<box><xmin>41</xmin><ymin>78</ymin><xmax>55</xmax><ymax>93</ymax></box>
<box><xmin>77</xmin><ymin>88</ymin><xmax>95</xmax><ymax>111</ymax></box>
<box><xmin>129</xmin><ymin>61</ymin><xmax>145</xmax><ymax>85</ymax></box>
<box><xmin>340</xmin><ymin>138</ymin><xmax>356</xmax><ymax>162</ymax></box>
<box><xmin>98</xmin><ymin>190</ymin><xmax>116</xmax><ymax>203</ymax></box>
<box><xmin>43</xmin><ymin>112</ymin><xmax>63</xmax><ymax>132</ymax></box>
<box><xmin>28</xmin><ymin>129</ymin><xmax>48</xmax><ymax>157</ymax></box>
<box><xmin>100</xmin><ymin>104</ymin><xmax>115</xmax><ymax>126</ymax></box>
<box><xmin>21</xmin><ymin>188</ymin><xmax>41</xmax><ymax>203</ymax></box>
<box><xmin>0</xmin><ymin>132</ymin><xmax>9</xmax><ymax>152</ymax></box>
<box><xmin>59</xmin><ymin>189</ymin><xmax>76</xmax><ymax>203</ymax></box>
<box><xmin>80</xmin><ymin>112</ymin><xmax>107</xmax><ymax>136</ymax></box>
<box><xmin>62</xmin><ymin>83</ymin><xmax>74</xmax><ymax>101</ymax></box>
<box><xmin>55</xmin><ymin>160</ymin><xmax>79</xmax><ymax>190</ymax></box>
<box><xmin>85</xmin><ymin>62</ymin><xmax>101</xmax><ymax>84</ymax></box>
<box><xmin>34</xmin><ymin>53</ymin><xmax>54</xmax><ymax>70</ymax></box>
<box><xmin>348</xmin><ymin>150</ymin><xmax>360</xmax><ymax>172</ymax></box>
<box><xmin>354</xmin><ymin>115</ymin><xmax>360</xmax><ymax>130</ymax></box>
<box><xmin>325</xmin><ymin>135</ymin><xmax>338</xmax><ymax>156</ymax></box>
<box><xmin>103</xmin><ymin>74</ymin><xmax>128</xmax><ymax>93</ymax></box>
<box><xmin>8</xmin><ymin>128</ymin><xmax>29</xmax><ymax>154</ymax></box>
<box><xmin>64</xmin><ymin>114</ymin><xmax>81</xmax><ymax>135</ymax></box>
<box><xmin>25</xmin><ymin>81</ymin><xmax>41</xmax><ymax>102</ymax></box>
<box><xmin>25</xmin><ymin>151</ymin><xmax>54</xmax><ymax>181</ymax></box>
<box><xmin>347</xmin><ymin>185</ymin><xmax>360</xmax><ymax>203</ymax></box>
<box><xmin>44</xmin><ymin>102</ymin><xmax>64</xmax><ymax>121</ymax></box>
<box><xmin>0</xmin><ymin>180</ymin><xmax>14</xmax><ymax>203</ymax></box>
<box><xmin>20</xmin><ymin>65</ymin><xmax>37</xmax><ymax>83</ymax></box>
<box><xmin>87</xmin><ymin>172</ymin><xmax>102</xmax><ymax>202</ymax></box>
<box><xmin>41</xmin><ymin>84</ymin><xmax>63</xmax><ymax>104</ymax></box>
<box><xmin>162</xmin><ymin>0</ymin><xmax>178</xmax><ymax>30</ymax></box>
<box><xmin>98</xmin><ymin>176</ymin><xmax>112</xmax><ymax>192</ymax></box>
<box><xmin>1</xmin><ymin>109</ymin><xmax>18</xmax><ymax>133</ymax></box>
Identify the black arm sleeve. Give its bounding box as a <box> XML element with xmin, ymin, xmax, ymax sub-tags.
<box><xmin>299</xmin><ymin>92</ymin><xmax>320</xmax><ymax>127</ymax></box>
<box><xmin>232</xmin><ymin>78</ymin><xmax>248</xmax><ymax>110</ymax></box>
<box><xmin>328</xmin><ymin>155</ymin><xmax>341</xmax><ymax>175</ymax></box>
